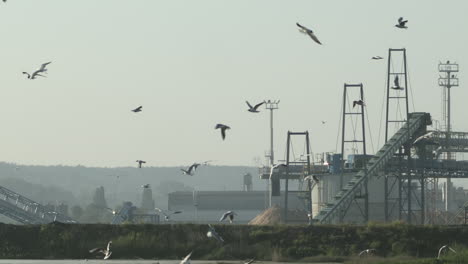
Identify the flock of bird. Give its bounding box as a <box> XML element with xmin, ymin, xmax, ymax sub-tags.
<box><xmin>88</xmin><ymin>210</ymin><xmax>238</xmax><ymax>260</ymax></box>
<box><xmin>86</xmin><ymin>239</ymin><xmax>456</xmax><ymax>261</ymax></box>
<box><xmin>15</xmin><ymin>10</ymin><xmax>454</xmax><ymax>262</ymax></box>
<box><xmin>16</xmin><ymin>16</ymin><xmax>411</xmax><ymax>178</ymax></box>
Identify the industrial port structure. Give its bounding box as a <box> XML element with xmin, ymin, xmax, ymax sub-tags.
<box><xmin>0</xmin><ymin>49</ymin><xmax>465</xmax><ymax>226</ymax></box>
<box><xmin>262</xmin><ymin>48</ymin><xmax>468</xmax><ymax>225</ymax></box>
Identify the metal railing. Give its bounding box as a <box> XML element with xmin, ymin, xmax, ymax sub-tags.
<box><xmin>313</xmin><ymin>113</ymin><xmax>431</xmax><ymax>224</ymax></box>
<box><xmin>0</xmin><ymin>185</ymin><xmax>76</xmax><ymax>224</ymax></box>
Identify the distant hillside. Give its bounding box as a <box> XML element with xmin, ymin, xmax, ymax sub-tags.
<box><xmin>0</xmin><ymin>162</ymin><xmax>261</xmax><ymax>210</ymax></box>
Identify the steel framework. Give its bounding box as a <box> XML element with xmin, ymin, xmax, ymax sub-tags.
<box><xmin>340</xmin><ymin>83</ymin><xmax>368</xmax><ymax>222</ymax></box>
<box><xmin>283</xmin><ymin>131</ymin><xmax>311</xmax><ymax>223</ymax></box>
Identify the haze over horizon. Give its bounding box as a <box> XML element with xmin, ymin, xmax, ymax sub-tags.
<box><xmin>1</xmin><ymin>0</ymin><xmax>467</xmax><ymax>168</ymax></box>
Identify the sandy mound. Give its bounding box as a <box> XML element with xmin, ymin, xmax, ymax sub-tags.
<box><xmin>249</xmin><ymin>205</ymin><xmax>308</xmax><ymax>225</ymax></box>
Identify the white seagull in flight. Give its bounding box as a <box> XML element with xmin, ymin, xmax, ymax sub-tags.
<box><xmin>359</xmin><ymin>249</ymin><xmax>376</xmax><ymax>258</ymax></box>
<box><xmin>438</xmin><ymin>245</ymin><xmax>456</xmax><ymax>259</ymax></box>
<box><xmin>155</xmin><ymin>208</ymin><xmax>182</xmax><ymax>221</ymax></box>
<box><xmin>413</xmin><ymin>132</ymin><xmax>434</xmax><ymax>144</ymax></box>
<box><xmin>23</xmin><ymin>62</ymin><xmax>51</xmax><ymax>79</ymax></box>
<box><xmin>207</xmin><ymin>224</ymin><xmax>224</xmax><ymax>243</ymax></box>
<box><xmin>89</xmin><ymin>241</ymin><xmax>112</xmax><ymax>260</ymax></box>
<box><xmin>181</xmin><ymin>163</ymin><xmax>201</xmax><ymax>176</ymax></box>
<box><xmin>296</xmin><ymin>23</ymin><xmax>322</xmax><ymax>45</ymax></box>
<box><xmin>219</xmin><ymin>211</ymin><xmax>237</xmax><ymax>223</ymax></box>
<box><xmin>180</xmin><ymin>251</ymin><xmax>193</xmax><ymax>264</ymax></box>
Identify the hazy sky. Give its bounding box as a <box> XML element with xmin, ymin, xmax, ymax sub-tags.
<box><xmin>0</xmin><ymin>0</ymin><xmax>467</xmax><ymax>167</ymax></box>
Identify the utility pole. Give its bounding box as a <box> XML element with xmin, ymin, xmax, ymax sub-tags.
<box><xmin>265</xmin><ymin>100</ymin><xmax>280</xmax><ymax>166</ymax></box>
<box><xmin>438</xmin><ymin>61</ymin><xmax>459</xmax><ymax>212</ymax></box>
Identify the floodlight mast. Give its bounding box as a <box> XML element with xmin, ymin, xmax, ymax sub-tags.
<box><xmin>264</xmin><ymin>100</ymin><xmax>280</xmax><ymax>166</ymax></box>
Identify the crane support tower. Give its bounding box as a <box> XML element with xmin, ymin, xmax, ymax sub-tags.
<box><xmin>340</xmin><ymin>83</ymin><xmax>369</xmax><ymax>222</ymax></box>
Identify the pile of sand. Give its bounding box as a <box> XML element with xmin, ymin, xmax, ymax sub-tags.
<box><xmin>249</xmin><ymin>205</ymin><xmax>308</xmax><ymax>225</ymax></box>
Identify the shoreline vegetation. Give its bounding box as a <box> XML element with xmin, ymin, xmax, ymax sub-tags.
<box><xmin>0</xmin><ymin>222</ymin><xmax>467</xmax><ymax>263</ymax></box>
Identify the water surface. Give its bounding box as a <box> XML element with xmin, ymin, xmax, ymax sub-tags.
<box><xmin>0</xmin><ymin>261</ymin><xmax>338</xmax><ymax>264</ymax></box>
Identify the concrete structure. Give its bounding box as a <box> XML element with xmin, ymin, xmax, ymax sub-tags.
<box><xmin>168</xmin><ymin>190</ymin><xmax>307</xmax><ymax>224</ymax></box>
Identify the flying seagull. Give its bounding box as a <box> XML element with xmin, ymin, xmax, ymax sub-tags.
<box><xmin>269</xmin><ymin>164</ymin><xmax>286</xmax><ymax>179</ymax></box>
<box><xmin>437</xmin><ymin>245</ymin><xmax>456</xmax><ymax>259</ymax></box>
<box><xmin>296</xmin><ymin>23</ymin><xmax>322</xmax><ymax>45</ymax></box>
<box><xmin>359</xmin><ymin>249</ymin><xmax>376</xmax><ymax>258</ymax></box>
<box><xmin>202</xmin><ymin>160</ymin><xmax>214</xmax><ymax>165</ymax></box>
<box><xmin>181</xmin><ymin>163</ymin><xmax>201</xmax><ymax>176</ymax></box>
<box><xmin>395</xmin><ymin>17</ymin><xmax>408</xmax><ymax>29</ymax></box>
<box><xmin>432</xmin><ymin>145</ymin><xmax>443</xmax><ymax>158</ymax></box>
<box><xmin>304</xmin><ymin>175</ymin><xmax>319</xmax><ymax>184</ymax></box>
<box><xmin>219</xmin><ymin>211</ymin><xmax>237</xmax><ymax>223</ymax></box>
<box><xmin>89</xmin><ymin>241</ymin><xmax>112</xmax><ymax>260</ymax></box>
<box><xmin>269</xmin><ymin>164</ymin><xmax>287</xmax><ymax>180</ymax></box>
<box><xmin>207</xmin><ymin>224</ymin><xmax>224</xmax><ymax>243</ymax></box>
<box><xmin>155</xmin><ymin>208</ymin><xmax>182</xmax><ymax>221</ymax></box>
<box><xmin>244</xmin><ymin>259</ymin><xmax>255</xmax><ymax>264</ymax></box>
<box><xmin>353</xmin><ymin>99</ymin><xmax>365</xmax><ymax>108</ymax></box>
<box><xmin>372</xmin><ymin>56</ymin><xmax>383</xmax><ymax>60</ymax></box>
<box><xmin>413</xmin><ymin>132</ymin><xmax>434</xmax><ymax>144</ymax></box>
<box><xmin>246</xmin><ymin>101</ymin><xmax>264</xmax><ymax>113</ymax></box>
<box><xmin>215</xmin><ymin>124</ymin><xmax>230</xmax><ymax>140</ymax></box>
<box><xmin>391</xmin><ymin>75</ymin><xmax>404</xmax><ymax>90</ymax></box>
<box><xmin>23</xmin><ymin>62</ymin><xmax>51</xmax><ymax>80</ymax></box>
<box><xmin>321</xmin><ymin>120</ymin><xmax>326</xmax><ymax>124</ymax></box>
<box><xmin>136</xmin><ymin>160</ymin><xmax>146</xmax><ymax>168</ymax></box>
<box><xmin>105</xmin><ymin>207</ymin><xmax>117</xmax><ymax>215</ymax></box>
<box><xmin>180</xmin><ymin>251</ymin><xmax>193</xmax><ymax>264</ymax></box>
<box><xmin>132</xmin><ymin>106</ymin><xmax>142</xmax><ymax>112</ymax></box>
<box><xmin>141</xmin><ymin>184</ymin><xmax>150</xmax><ymax>188</ymax></box>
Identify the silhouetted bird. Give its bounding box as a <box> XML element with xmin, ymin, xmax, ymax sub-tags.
<box><xmin>141</xmin><ymin>184</ymin><xmax>150</xmax><ymax>188</ymax></box>
<box><xmin>438</xmin><ymin>245</ymin><xmax>456</xmax><ymax>259</ymax></box>
<box><xmin>321</xmin><ymin>120</ymin><xmax>326</xmax><ymax>124</ymax></box>
<box><xmin>359</xmin><ymin>249</ymin><xmax>376</xmax><ymax>258</ymax></box>
<box><xmin>219</xmin><ymin>211</ymin><xmax>237</xmax><ymax>223</ymax></box>
<box><xmin>155</xmin><ymin>208</ymin><xmax>182</xmax><ymax>221</ymax></box>
<box><xmin>372</xmin><ymin>56</ymin><xmax>383</xmax><ymax>60</ymax></box>
<box><xmin>296</xmin><ymin>22</ymin><xmax>322</xmax><ymax>45</ymax></box>
<box><xmin>180</xmin><ymin>251</ymin><xmax>193</xmax><ymax>264</ymax></box>
<box><xmin>89</xmin><ymin>241</ymin><xmax>112</xmax><ymax>260</ymax></box>
<box><xmin>207</xmin><ymin>224</ymin><xmax>224</xmax><ymax>243</ymax></box>
<box><xmin>136</xmin><ymin>160</ymin><xmax>146</xmax><ymax>168</ymax></box>
<box><xmin>413</xmin><ymin>132</ymin><xmax>434</xmax><ymax>144</ymax></box>
<box><xmin>313</xmin><ymin>175</ymin><xmax>320</xmax><ymax>183</ymax></box>
<box><xmin>132</xmin><ymin>106</ymin><xmax>142</xmax><ymax>112</ymax></box>
<box><xmin>246</xmin><ymin>101</ymin><xmax>264</xmax><ymax>113</ymax></box>
<box><xmin>353</xmin><ymin>99</ymin><xmax>365</xmax><ymax>108</ymax></box>
<box><xmin>215</xmin><ymin>124</ymin><xmax>230</xmax><ymax>140</ymax></box>
<box><xmin>23</xmin><ymin>62</ymin><xmax>51</xmax><ymax>79</ymax></box>
<box><xmin>181</xmin><ymin>163</ymin><xmax>200</xmax><ymax>176</ymax></box>
<box><xmin>391</xmin><ymin>75</ymin><xmax>404</xmax><ymax>90</ymax></box>
<box><xmin>395</xmin><ymin>17</ymin><xmax>408</xmax><ymax>29</ymax></box>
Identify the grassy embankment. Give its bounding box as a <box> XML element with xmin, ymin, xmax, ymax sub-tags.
<box><xmin>0</xmin><ymin>222</ymin><xmax>467</xmax><ymax>263</ymax></box>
